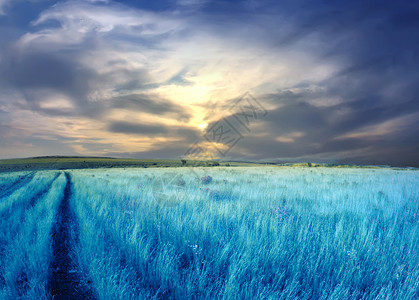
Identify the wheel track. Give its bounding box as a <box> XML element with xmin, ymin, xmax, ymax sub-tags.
<box><xmin>0</xmin><ymin>172</ymin><xmax>62</xmax><ymax>296</ymax></box>
<box><xmin>0</xmin><ymin>172</ymin><xmax>36</xmax><ymax>199</ymax></box>
<box><xmin>28</xmin><ymin>172</ymin><xmax>61</xmax><ymax>208</ymax></box>
<box><xmin>47</xmin><ymin>172</ymin><xmax>96</xmax><ymax>299</ymax></box>
<box><xmin>0</xmin><ymin>172</ymin><xmax>60</xmax><ymax>220</ymax></box>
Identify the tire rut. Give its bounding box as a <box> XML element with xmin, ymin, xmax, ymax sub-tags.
<box><xmin>0</xmin><ymin>171</ymin><xmax>36</xmax><ymax>199</ymax></box>
<box><xmin>47</xmin><ymin>172</ymin><xmax>96</xmax><ymax>299</ymax></box>
<box><xmin>0</xmin><ymin>172</ymin><xmax>61</xmax><ymax>294</ymax></box>
<box><xmin>0</xmin><ymin>172</ymin><xmax>60</xmax><ymax>220</ymax></box>
<box><xmin>28</xmin><ymin>172</ymin><xmax>61</xmax><ymax>208</ymax></box>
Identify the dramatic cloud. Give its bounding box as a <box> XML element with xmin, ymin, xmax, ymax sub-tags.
<box><xmin>0</xmin><ymin>0</ymin><xmax>418</xmax><ymax>166</ymax></box>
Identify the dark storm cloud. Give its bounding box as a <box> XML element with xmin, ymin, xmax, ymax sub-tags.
<box><xmin>241</xmin><ymin>0</ymin><xmax>419</xmax><ymax>166</ymax></box>
<box><xmin>200</xmin><ymin>0</ymin><xmax>419</xmax><ymax>82</ymax></box>
<box><xmin>1</xmin><ymin>52</ymin><xmax>90</xmax><ymax>96</ymax></box>
<box><xmin>276</xmin><ymin>0</ymin><xmax>419</xmax><ymax>95</ymax></box>
<box><xmin>218</xmin><ymin>88</ymin><xmax>419</xmax><ymax>166</ymax></box>
<box><xmin>0</xmin><ymin>45</ymin><xmax>192</xmax><ymax>120</ymax></box>
<box><xmin>264</xmin><ymin>89</ymin><xmax>419</xmax><ymax>137</ymax></box>
<box><xmin>174</xmin><ymin>127</ymin><xmax>201</xmax><ymax>143</ymax></box>
<box><xmin>111</xmin><ymin>94</ymin><xmax>192</xmax><ymax>122</ymax></box>
<box><xmin>108</xmin><ymin>121</ymin><xmax>201</xmax><ymax>141</ymax></box>
<box><xmin>0</xmin><ymin>47</ymin><xmax>102</xmax><ymax>117</ymax></box>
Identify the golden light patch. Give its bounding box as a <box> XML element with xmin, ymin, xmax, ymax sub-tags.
<box><xmin>276</xmin><ymin>132</ymin><xmax>305</xmax><ymax>143</ymax></box>
<box><xmin>184</xmin><ymin>141</ymin><xmax>220</xmax><ymax>160</ymax></box>
<box><xmin>198</xmin><ymin>122</ymin><xmax>208</xmax><ymax>130</ymax></box>
<box><xmin>39</xmin><ymin>98</ymin><xmax>74</xmax><ymax>110</ymax></box>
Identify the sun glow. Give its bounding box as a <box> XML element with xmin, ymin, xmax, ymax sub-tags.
<box><xmin>198</xmin><ymin>122</ymin><xmax>208</xmax><ymax>130</ymax></box>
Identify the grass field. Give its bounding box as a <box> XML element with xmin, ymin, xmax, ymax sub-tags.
<box><xmin>0</xmin><ymin>157</ymin><xmax>251</xmax><ymax>173</ymax></box>
<box><xmin>0</xmin><ymin>164</ymin><xmax>418</xmax><ymax>299</ymax></box>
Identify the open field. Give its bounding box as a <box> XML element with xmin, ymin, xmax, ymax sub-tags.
<box><xmin>1</xmin><ymin>156</ymin><xmax>414</xmax><ymax>173</ymax></box>
<box><xmin>0</xmin><ymin>157</ymin><xmax>256</xmax><ymax>173</ymax></box>
<box><xmin>0</xmin><ymin>165</ymin><xmax>418</xmax><ymax>299</ymax></box>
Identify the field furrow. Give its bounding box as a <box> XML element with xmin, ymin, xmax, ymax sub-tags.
<box><xmin>0</xmin><ymin>172</ymin><xmax>66</xmax><ymax>298</ymax></box>
<box><xmin>47</xmin><ymin>172</ymin><xmax>97</xmax><ymax>299</ymax></box>
<box><xmin>0</xmin><ymin>171</ymin><xmax>36</xmax><ymax>200</ymax></box>
<box><xmin>28</xmin><ymin>173</ymin><xmax>61</xmax><ymax>208</ymax></box>
<box><xmin>0</xmin><ymin>172</ymin><xmax>60</xmax><ymax>217</ymax></box>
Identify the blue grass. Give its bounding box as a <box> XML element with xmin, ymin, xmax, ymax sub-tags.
<box><xmin>68</xmin><ymin>166</ymin><xmax>418</xmax><ymax>300</ymax></box>
<box><xmin>0</xmin><ymin>167</ymin><xmax>417</xmax><ymax>299</ymax></box>
<box><xmin>0</xmin><ymin>171</ymin><xmax>66</xmax><ymax>298</ymax></box>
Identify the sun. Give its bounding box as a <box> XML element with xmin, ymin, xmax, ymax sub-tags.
<box><xmin>198</xmin><ymin>122</ymin><xmax>208</xmax><ymax>130</ymax></box>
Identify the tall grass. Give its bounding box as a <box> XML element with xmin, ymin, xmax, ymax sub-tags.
<box><xmin>68</xmin><ymin>167</ymin><xmax>418</xmax><ymax>299</ymax></box>
<box><xmin>0</xmin><ymin>172</ymin><xmax>30</xmax><ymax>197</ymax></box>
<box><xmin>0</xmin><ymin>171</ymin><xmax>59</xmax><ymax>215</ymax></box>
<box><xmin>0</xmin><ymin>171</ymin><xmax>66</xmax><ymax>298</ymax></box>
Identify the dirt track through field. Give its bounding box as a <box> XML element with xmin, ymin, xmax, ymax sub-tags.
<box><xmin>0</xmin><ymin>172</ymin><xmax>61</xmax><ymax>293</ymax></box>
<box><xmin>28</xmin><ymin>172</ymin><xmax>61</xmax><ymax>208</ymax></box>
<box><xmin>0</xmin><ymin>173</ymin><xmax>61</xmax><ymax>221</ymax></box>
<box><xmin>47</xmin><ymin>172</ymin><xmax>96</xmax><ymax>299</ymax></box>
<box><xmin>0</xmin><ymin>172</ymin><xmax>36</xmax><ymax>199</ymax></box>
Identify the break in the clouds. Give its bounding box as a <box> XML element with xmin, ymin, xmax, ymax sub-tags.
<box><xmin>0</xmin><ymin>0</ymin><xmax>418</xmax><ymax>166</ymax></box>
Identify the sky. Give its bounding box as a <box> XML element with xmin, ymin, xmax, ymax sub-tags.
<box><xmin>0</xmin><ymin>0</ymin><xmax>418</xmax><ymax>166</ymax></box>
